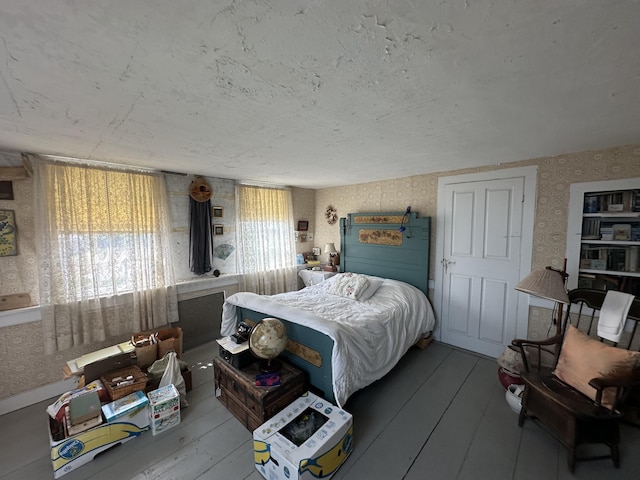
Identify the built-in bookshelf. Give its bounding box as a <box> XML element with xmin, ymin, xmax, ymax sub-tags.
<box><xmin>567</xmin><ymin>184</ymin><xmax>640</xmax><ymax>296</ymax></box>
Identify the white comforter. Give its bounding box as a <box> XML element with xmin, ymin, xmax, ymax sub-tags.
<box><xmin>221</xmin><ymin>276</ymin><xmax>435</xmax><ymax>407</ymax></box>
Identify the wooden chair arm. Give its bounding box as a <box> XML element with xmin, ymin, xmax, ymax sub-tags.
<box><xmin>511</xmin><ymin>335</ymin><xmax>563</xmax><ymax>373</ymax></box>
<box><xmin>589</xmin><ymin>374</ymin><xmax>640</xmax><ymax>391</ymax></box>
<box><xmin>511</xmin><ymin>334</ymin><xmax>563</xmax><ymax>348</ymax></box>
<box><xmin>589</xmin><ymin>374</ymin><xmax>640</xmax><ymax>409</ymax></box>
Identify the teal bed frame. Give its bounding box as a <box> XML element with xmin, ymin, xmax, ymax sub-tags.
<box><xmin>233</xmin><ymin>211</ymin><xmax>431</xmax><ymax>404</ymax></box>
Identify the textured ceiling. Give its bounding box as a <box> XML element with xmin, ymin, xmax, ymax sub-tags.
<box><xmin>0</xmin><ymin>1</ymin><xmax>639</xmax><ymax>188</ymax></box>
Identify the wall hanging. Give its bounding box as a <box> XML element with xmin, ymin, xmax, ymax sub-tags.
<box><xmin>188</xmin><ymin>177</ymin><xmax>214</xmax><ymax>275</ymax></box>
<box><xmin>325</xmin><ymin>205</ymin><xmax>337</xmax><ymax>225</ymax></box>
<box><xmin>0</xmin><ymin>209</ymin><xmax>17</xmax><ymax>256</ymax></box>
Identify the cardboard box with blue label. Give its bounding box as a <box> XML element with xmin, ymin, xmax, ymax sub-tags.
<box><xmin>48</xmin><ymin>395</ymin><xmax>150</xmax><ymax>478</ymax></box>
<box><xmin>253</xmin><ymin>392</ymin><xmax>353</xmax><ymax>480</ymax></box>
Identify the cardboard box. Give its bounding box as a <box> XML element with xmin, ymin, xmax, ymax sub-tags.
<box><xmin>253</xmin><ymin>392</ymin><xmax>353</xmax><ymax>480</ymax></box>
<box><xmin>133</xmin><ymin>327</ymin><xmax>183</xmax><ymax>370</ymax></box>
<box><xmin>148</xmin><ymin>384</ymin><xmax>180</xmax><ymax>435</ymax></box>
<box><xmin>151</xmin><ymin>409</ymin><xmax>181</xmax><ymax>435</ymax></box>
<box><xmin>49</xmin><ymin>402</ymin><xmax>150</xmax><ymax>478</ymax></box>
<box><xmin>101</xmin><ymin>390</ymin><xmax>149</xmax><ymax>423</ymax></box>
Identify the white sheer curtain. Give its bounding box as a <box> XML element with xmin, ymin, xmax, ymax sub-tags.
<box><xmin>235</xmin><ymin>183</ymin><xmax>298</xmax><ymax>294</ymax></box>
<box><xmin>31</xmin><ymin>156</ymin><xmax>178</xmax><ymax>354</ymax></box>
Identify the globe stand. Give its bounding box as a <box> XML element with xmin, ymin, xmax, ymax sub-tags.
<box><xmin>258</xmin><ymin>356</ymin><xmax>282</xmax><ymax>373</ymax></box>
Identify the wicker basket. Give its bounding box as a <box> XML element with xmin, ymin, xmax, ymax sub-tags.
<box><xmin>101</xmin><ymin>365</ymin><xmax>148</xmax><ymax>401</ymax></box>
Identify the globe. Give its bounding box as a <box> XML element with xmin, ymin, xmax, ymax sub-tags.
<box><xmin>249</xmin><ymin>318</ymin><xmax>288</xmax><ymax>372</ymax></box>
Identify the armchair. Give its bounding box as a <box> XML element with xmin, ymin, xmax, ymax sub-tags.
<box><xmin>512</xmin><ymin>288</ymin><xmax>640</xmax><ymax>472</ymax></box>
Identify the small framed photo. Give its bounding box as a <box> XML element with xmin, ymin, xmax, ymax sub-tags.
<box><xmin>0</xmin><ymin>181</ymin><xmax>14</xmax><ymax>200</ymax></box>
<box><xmin>297</xmin><ymin>220</ymin><xmax>308</xmax><ymax>231</ymax></box>
<box><xmin>212</xmin><ymin>206</ymin><xmax>224</xmax><ymax>218</ymax></box>
<box><xmin>213</xmin><ymin>224</ymin><xmax>224</xmax><ymax>236</ymax></box>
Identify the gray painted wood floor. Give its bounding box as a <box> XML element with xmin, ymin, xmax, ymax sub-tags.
<box><xmin>2</xmin><ymin>341</ymin><xmax>639</xmax><ymax>480</ymax></box>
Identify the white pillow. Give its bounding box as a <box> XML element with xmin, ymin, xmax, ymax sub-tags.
<box><xmin>357</xmin><ymin>276</ymin><xmax>383</xmax><ymax>301</ymax></box>
<box><xmin>327</xmin><ymin>273</ymin><xmax>370</xmax><ymax>300</ymax></box>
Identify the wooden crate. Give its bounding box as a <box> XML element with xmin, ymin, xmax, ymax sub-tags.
<box><xmin>214</xmin><ymin>357</ymin><xmax>306</xmax><ymax>432</ymax></box>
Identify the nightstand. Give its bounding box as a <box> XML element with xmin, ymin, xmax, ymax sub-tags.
<box><xmin>213</xmin><ymin>357</ymin><xmax>306</xmax><ymax>431</ymax></box>
<box><xmin>298</xmin><ymin>269</ymin><xmax>337</xmax><ymax>287</ymax></box>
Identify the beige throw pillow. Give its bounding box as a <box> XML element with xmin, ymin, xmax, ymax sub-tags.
<box><xmin>553</xmin><ymin>324</ymin><xmax>640</xmax><ymax>409</ymax></box>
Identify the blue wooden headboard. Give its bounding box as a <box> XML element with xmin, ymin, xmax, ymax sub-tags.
<box><xmin>339</xmin><ymin>211</ymin><xmax>431</xmax><ymax>295</ymax></box>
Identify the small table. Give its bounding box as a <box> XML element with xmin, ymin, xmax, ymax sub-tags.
<box><xmin>214</xmin><ymin>357</ymin><xmax>306</xmax><ymax>431</ymax></box>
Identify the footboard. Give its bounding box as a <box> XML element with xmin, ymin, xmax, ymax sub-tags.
<box><xmin>236</xmin><ymin>307</ymin><xmax>336</xmax><ymax>404</ymax></box>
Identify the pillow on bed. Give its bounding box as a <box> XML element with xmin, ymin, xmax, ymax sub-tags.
<box><xmin>327</xmin><ymin>272</ymin><xmax>371</xmax><ymax>300</ymax></box>
<box><xmin>357</xmin><ymin>276</ymin><xmax>384</xmax><ymax>301</ymax></box>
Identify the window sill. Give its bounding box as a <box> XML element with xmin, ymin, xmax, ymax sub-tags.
<box><xmin>0</xmin><ymin>305</ymin><xmax>42</xmax><ymax>328</ymax></box>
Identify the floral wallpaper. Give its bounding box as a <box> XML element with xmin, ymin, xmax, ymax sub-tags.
<box><xmin>0</xmin><ymin>145</ymin><xmax>638</xmax><ymax>403</ymax></box>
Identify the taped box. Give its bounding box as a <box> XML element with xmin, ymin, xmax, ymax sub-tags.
<box><xmin>48</xmin><ymin>400</ymin><xmax>150</xmax><ymax>478</ymax></box>
<box><xmin>253</xmin><ymin>392</ymin><xmax>353</xmax><ymax>480</ymax></box>
<box><xmin>101</xmin><ymin>390</ymin><xmax>149</xmax><ymax>423</ymax></box>
<box><xmin>148</xmin><ymin>383</ymin><xmax>180</xmax><ymax>435</ymax></box>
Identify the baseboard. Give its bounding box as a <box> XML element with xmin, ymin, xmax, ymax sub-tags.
<box><xmin>0</xmin><ymin>377</ymin><xmax>78</xmax><ymax>416</ymax></box>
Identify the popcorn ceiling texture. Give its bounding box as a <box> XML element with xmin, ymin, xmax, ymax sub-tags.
<box><xmin>0</xmin><ymin>145</ymin><xmax>638</xmax><ymax>401</ymax></box>
<box><xmin>0</xmin><ymin>2</ymin><xmax>638</xmax><ymax>189</ymax></box>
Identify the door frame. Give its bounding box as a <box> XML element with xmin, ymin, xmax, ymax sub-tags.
<box><xmin>433</xmin><ymin>165</ymin><xmax>538</xmax><ymax>346</ymax></box>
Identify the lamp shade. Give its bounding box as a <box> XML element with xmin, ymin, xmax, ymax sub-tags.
<box><xmin>324</xmin><ymin>243</ymin><xmax>337</xmax><ymax>254</ymax></box>
<box><xmin>515</xmin><ymin>268</ymin><xmax>569</xmax><ymax>304</ymax></box>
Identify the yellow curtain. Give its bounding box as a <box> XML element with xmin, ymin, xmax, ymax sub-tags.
<box><xmin>236</xmin><ymin>183</ymin><xmax>297</xmax><ymax>294</ymax></box>
<box><xmin>32</xmin><ymin>157</ymin><xmax>178</xmax><ymax>353</ymax></box>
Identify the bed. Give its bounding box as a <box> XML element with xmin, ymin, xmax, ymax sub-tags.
<box><xmin>221</xmin><ymin>211</ymin><xmax>435</xmax><ymax>407</ymax></box>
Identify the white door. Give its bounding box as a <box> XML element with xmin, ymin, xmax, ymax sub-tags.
<box><xmin>435</xmin><ymin>167</ymin><xmax>536</xmax><ymax>358</ymax></box>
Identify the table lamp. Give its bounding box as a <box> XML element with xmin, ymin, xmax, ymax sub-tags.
<box><xmin>324</xmin><ymin>243</ymin><xmax>337</xmax><ymax>266</ymax></box>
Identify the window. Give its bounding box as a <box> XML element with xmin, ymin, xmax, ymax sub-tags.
<box><xmin>235</xmin><ymin>183</ymin><xmax>298</xmax><ymax>294</ymax></box>
<box><xmin>32</xmin><ymin>157</ymin><xmax>178</xmax><ymax>353</ymax></box>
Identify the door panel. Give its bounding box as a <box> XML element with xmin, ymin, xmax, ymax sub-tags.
<box><xmin>479</xmin><ymin>278</ymin><xmax>508</xmax><ymax>344</ymax></box>
<box><xmin>452</xmin><ymin>191</ymin><xmax>474</xmax><ymax>256</ymax></box>
<box><xmin>485</xmin><ymin>188</ymin><xmax>511</xmax><ymax>258</ymax></box>
<box><xmin>448</xmin><ymin>273</ymin><xmax>473</xmax><ymax>334</ymax></box>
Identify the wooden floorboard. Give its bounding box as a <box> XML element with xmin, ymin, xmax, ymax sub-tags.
<box><xmin>1</xmin><ymin>340</ymin><xmax>639</xmax><ymax>480</ymax></box>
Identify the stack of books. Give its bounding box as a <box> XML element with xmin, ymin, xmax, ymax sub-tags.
<box><xmin>65</xmin><ymin>391</ymin><xmax>103</xmax><ymax>436</ymax></box>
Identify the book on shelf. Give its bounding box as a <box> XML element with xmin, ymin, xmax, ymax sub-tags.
<box><xmin>607</xmin><ymin>248</ymin><xmax>628</xmax><ymax>271</ymax></box>
<box><xmin>629</xmin><ymin>246</ymin><xmax>639</xmax><ymax>273</ymax></box>
<box><xmin>600</xmin><ymin>224</ymin><xmax>614</xmax><ymax>241</ymax></box>
<box><xmin>613</xmin><ymin>224</ymin><xmax>631</xmax><ymax>241</ymax></box>
<box><xmin>581</xmin><ymin>218</ymin><xmax>601</xmax><ymax>238</ymax></box>
<box><xmin>583</xmin><ymin>190</ymin><xmax>637</xmax><ymax>213</ymax></box>
<box><xmin>633</xmin><ymin>190</ymin><xmax>640</xmax><ymax>212</ymax></box>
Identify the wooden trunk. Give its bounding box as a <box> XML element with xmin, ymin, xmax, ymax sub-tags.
<box><xmin>214</xmin><ymin>356</ymin><xmax>306</xmax><ymax>432</ymax></box>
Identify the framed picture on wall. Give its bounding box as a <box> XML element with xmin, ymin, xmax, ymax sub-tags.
<box><xmin>297</xmin><ymin>220</ymin><xmax>308</xmax><ymax>231</ymax></box>
<box><xmin>0</xmin><ymin>181</ymin><xmax>13</xmax><ymax>200</ymax></box>
<box><xmin>213</xmin><ymin>224</ymin><xmax>224</xmax><ymax>236</ymax></box>
<box><xmin>212</xmin><ymin>206</ymin><xmax>224</xmax><ymax>218</ymax></box>
<box><xmin>0</xmin><ymin>210</ymin><xmax>17</xmax><ymax>256</ymax></box>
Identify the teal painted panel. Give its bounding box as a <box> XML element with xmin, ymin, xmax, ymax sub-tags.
<box><xmin>236</xmin><ymin>307</ymin><xmax>335</xmax><ymax>403</ymax></box>
<box><xmin>340</xmin><ymin>212</ymin><xmax>430</xmax><ymax>294</ymax></box>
